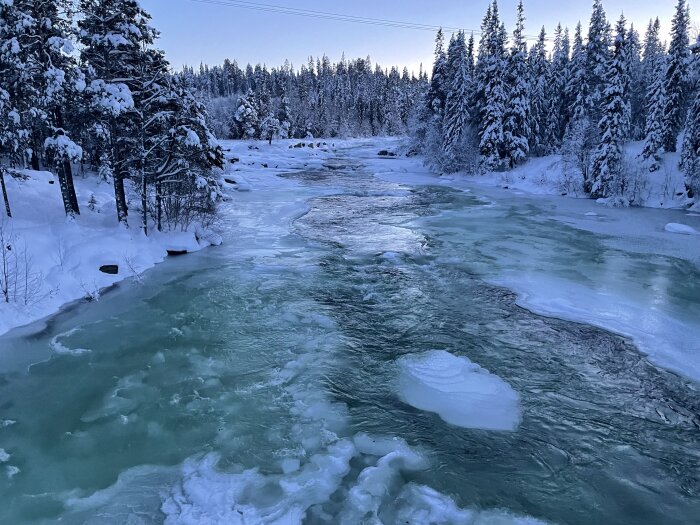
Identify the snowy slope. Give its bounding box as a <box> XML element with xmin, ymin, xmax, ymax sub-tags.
<box><xmin>452</xmin><ymin>141</ymin><xmax>694</xmax><ymax>210</ymax></box>
<box><xmin>0</xmin><ymin>171</ymin><xmax>216</xmax><ymax>338</ymax></box>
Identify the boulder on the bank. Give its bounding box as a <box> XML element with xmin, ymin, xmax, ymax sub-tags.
<box><xmin>99</xmin><ymin>264</ymin><xmax>119</xmax><ymax>275</ymax></box>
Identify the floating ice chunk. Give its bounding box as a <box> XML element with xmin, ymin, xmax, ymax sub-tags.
<box><xmin>0</xmin><ymin>420</ymin><xmax>15</xmax><ymax>428</ymax></box>
<box><xmin>397</xmin><ymin>350</ymin><xmax>520</xmax><ymax>431</ymax></box>
<box><xmin>665</xmin><ymin>223</ymin><xmax>699</xmax><ymax>235</ymax></box>
<box><xmin>0</xmin><ymin>448</ymin><xmax>10</xmax><ymax>462</ymax></box>
<box><xmin>6</xmin><ymin>465</ymin><xmax>20</xmax><ymax>479</ymax></box>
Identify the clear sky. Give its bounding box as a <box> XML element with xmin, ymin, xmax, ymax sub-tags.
<box><xmin>139</xmin><ymin>0</ymin><xmax>699</xmax><ymax>74</ymax></box>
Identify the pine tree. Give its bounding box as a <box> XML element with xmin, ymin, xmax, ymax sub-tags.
<box><xmin>79</xmin><ymin>0</ymin><xmax>159</xmax><ymax>225</ymax></box>
<box><xmin>3</xmin><ymin>0</ymin><xmax>82</xmax><ymax>217</ymax></box>
<box><xmin>503</xmin><ymin>1</ymin><xmax>530</xmax><ymax>167</ymax></box>
<box><xmin>591</xmin><ymin>15</ymin><xmax>630</xmax><ymax>199</ymax></box>
<box><xmin>662</xmin><ymin>0</ymin><xmax>690</xmax><ymax>152</ymax></box>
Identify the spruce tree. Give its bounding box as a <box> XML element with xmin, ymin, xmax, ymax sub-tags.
<box><xmin>591</xmin><ymin>15</ymin><xmax>630</xmax><ymax>199</ymax></box>
<box><xmin>681</xmin><ymin>89</ymin><xmax>700</xmax><ymax>198</ymax></box>
<box><xmin>233</xmin><ymin>91</ymin><xmax>261</xmax><ymax>139</ymax></box>
<box><xmin>503</xmin><ymin>1</ymin><xmax>530</xmax><ymax>167</ymax></box>
<box><xmin>642</xmin><ymin>58</ymin><xmax>667</xmax><ymax>171</ymax></box>
<box><xmin>626</xmin><ymin>25</ymin><xmax>644</xmax><ymax>140</ymax></box>
<box><xmin>477</xmin><ymin>1</ymin><xmax>507</xmax><ymax>170</ymax></box>
<box><xmin>442</xmin><ymin>31</ymin><xmax>472</xmax><ymax>171</ymax></box>
<box><xmin>662</xmin><ymin>0</ymin><xmax>690</xmax><ymax>152</ymax></box>
<box><xmin>551</xmin><ymin>24</ymin><xmax>571</xmax><ymax>141</ymax></box>
<box><xmin>529</xmin><ymin>27</ymin><xmax>550</xmax><ymax>156</ymax></box>
<box><xmin>566</xmin><ymin>23</ymin><xmax>589</xmax><ymax>121</ymax></box>
<box><xmin>586</xmin><ymin>0</ymin><xmax>611</xmax><ymax>120</ymax></box>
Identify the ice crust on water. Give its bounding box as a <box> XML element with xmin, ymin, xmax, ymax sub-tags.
<box><xmin>493</xmin><ymin>274</ymin><xmax>700</xmax><ymax>382</ymax></box>
<box><xmin>397</xmin><ymin>350</ymin><xmax>521</xmax><ymax>431</ymax></box>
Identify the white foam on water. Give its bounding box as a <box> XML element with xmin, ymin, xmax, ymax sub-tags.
<box><xmin>389</xmin><ymin>484</ymin><xmax>551</xmax><ymax>525</ymax></box>
<box><xmin>397</xmin><ymin>350</ymin><xmax>521</xmax><ymax>431</ymax></box>
<box><xmin>0</xmin><ymin>448</ymin><xmax>10</xmax><ymax>462</ymax></box>
<box><xmin>49</xmin><ymin>328</ymin><xmax>91</xmax><ymax>355</ymax></box>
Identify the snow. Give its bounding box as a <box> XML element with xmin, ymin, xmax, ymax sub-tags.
<box><xmin>397</xmin><ymin>350</ymin><xmax>521</xmax><ymax>431</ymax></box>
<box><xmin>451</xmin><ymin>141</ymin><xmax>693</xmax><ymax>210</ymax></box>
<box><xmin>0</xmin><ymin>169</ymin><xmax>218</xmax><ymax>338</ymax></box>
<box><xmin>665</xmin><ymin>222</ymin><xmax>699</xmax><ymax>235</ymax></box>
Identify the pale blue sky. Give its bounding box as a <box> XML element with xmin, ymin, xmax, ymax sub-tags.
<box><xmin>139</xmin><ymin>0</ymin><xmax>698</xmax><ymax>74</ymax></box>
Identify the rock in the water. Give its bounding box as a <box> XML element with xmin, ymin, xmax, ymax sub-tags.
<box><xmin>167</xmin><ymin>249</ymin><xmax>188</xmax><ymax>256</ymax></box>
<box><xmin>378</xmin><ymin>150</ymin><xmax>397</xmax><ymax>157</ymax></box>
<box><xmin>224</xmin><ymin>178</ymin><xmax>237</xmax><ymax>185</ymax></box>
<box><xmin>99</xmin><ymin>264</ymin><xmax>119</xmax><ymax>275</ymax></box>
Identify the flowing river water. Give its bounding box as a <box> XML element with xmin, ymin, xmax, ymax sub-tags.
<box><xmin>0</xmin><ymin>142</ymin><xmax>699</xmax><ymax>524</ymax></box>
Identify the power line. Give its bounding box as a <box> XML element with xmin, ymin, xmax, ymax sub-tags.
<box><xmin>182</xmin><ymin>0</ymin><xmax>551</xmax><ymax>41</ymax></box>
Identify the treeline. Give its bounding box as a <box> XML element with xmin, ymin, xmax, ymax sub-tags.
<box><xmin>414</xmin><ymin>0</ymin><xmax>700</xmax><ymax>204</ymax></box>
<box><xmin>185</xmin><ymin>58</ymin><xmax>429</xmax><ymax>140</ymax></box>
<box><xmin>0</xmin><ymin>0</ymin><xmax>223</xmax><ymax>232</ymax></box>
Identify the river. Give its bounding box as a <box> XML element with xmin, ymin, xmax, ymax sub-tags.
<box><xmin>0</xmin><ymin>140</ymin><xmax>698</xmax><ymax>524</ymax></box>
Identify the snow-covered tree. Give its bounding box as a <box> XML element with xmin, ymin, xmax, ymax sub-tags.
<box><xmin>477</xmin><ymin>1</ymin><xmax>507</xmax><ymax>170</ymax></box>
<box><xmin>590</xmin><ymin>15</ymin><xmax>630</xmax><ymax>199</ymax></box>
<box><xmin>503</xmin><ymin>1</ymin><xmax>530</xmax><ymax>167</ymax></box>
<box><xmin>626</xmin><ymin>24</ymin><xmax>645</xmax><ymax>140</ymax></box>
<box><xmin>232</xmin><ymin>90</ymin><xmax>260</xmax><ymax>139</ymax></box>
<box><xmin>78</xmin><ymin>0</ymin><xmax>157</xmax><ymax>225</ymax></box>
<box><xmin>662</xmin><ymin>0</ymin><xmax>690</xmax><ymax>152</ymax></box>
<box><xmin>2</xmin><ymin>0</ymin><xmax>83</xmax><ymax>217</ymax></box>
<box><xmin>566</xmin><ymin>23</ymin><xmax>589</xmax><ymax>122</ymax></box>
<box><xmin>586</xmin><ymin>0</ymin><xmax>611</xmax><ymax>120</ymax></box>
<box><xmin>529</xmin><ymin>27</ymin><xmax>551</xmax><ymax>156</ymax></box>
<box><xmin>442</xmin><ymin>31</ymin><xmax>473</xmax><ymax>172</ymax></box>
<box><xmin>680</xmin><ymin>88</ymin><xmax>700</xmax><ymax>198</ymax></box>
<box><xmin>641</xmin><ymin>56</ymin><xmax>667</xmax><ymax>171</ymax></box>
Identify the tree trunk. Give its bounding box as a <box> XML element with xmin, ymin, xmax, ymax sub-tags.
<box><xmin>142</xmin><ymin>172</ymin><xmax>148</xmax><ymax>236</ymax></box>
<box><xmin>156</xmin><ymin>179</ymin><xmax>163</xmax><ymax>232</ymax></box>
<box><xmin>53</xmin><ymin>109</ymin><xmax>80</xmax><ymax>217</ymax></box>
<box><xmin>114</xmin><ymin>171</ymin><xmax>129</xmax><ymax>225</ymax></box>
<box><xmin>0</xmin><ymin>168</ymin><xmax>11</xmax><ymax>218</ymax></box>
